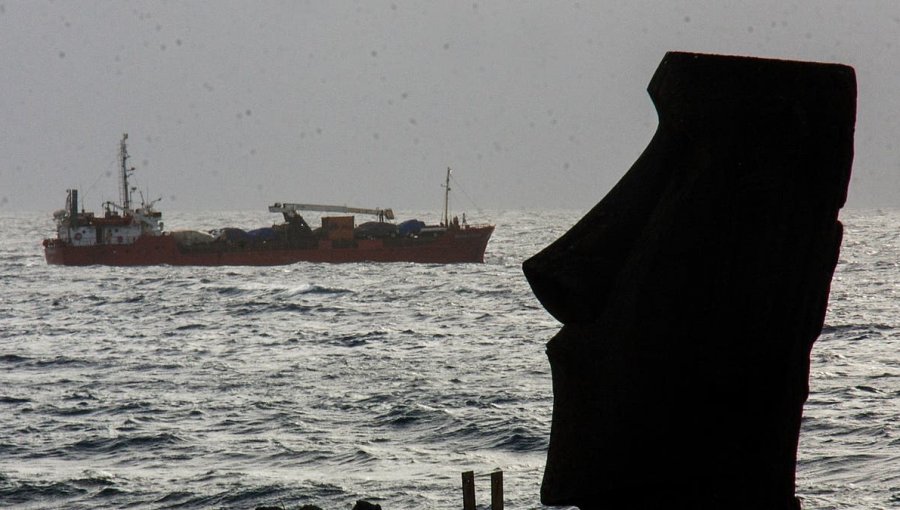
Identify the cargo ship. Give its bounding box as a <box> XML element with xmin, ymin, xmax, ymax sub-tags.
<box><xmin>42</xmin><ymin>134</ymin><xmax>494</xmax><ymax>266</ymax></box>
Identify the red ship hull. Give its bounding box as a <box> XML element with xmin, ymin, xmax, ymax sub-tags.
<box><xmin>43</xmin><ymin>225</ymin><xmax>494</xmax><ymax>266</ymax></box>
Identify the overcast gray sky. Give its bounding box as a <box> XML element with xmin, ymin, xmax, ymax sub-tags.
<box><xmin>2</xmin><ymin>1</ymin><xmax>898</xmax><ymax>213</ymax></box>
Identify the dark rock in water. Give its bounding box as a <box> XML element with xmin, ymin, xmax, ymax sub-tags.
<box><xmin>352</xmin><ymin>500</ymin><xmax>382</xmax><ymax>510</ymax></box>
<box><xmin>298</xmin><ymin>505</ymin><xmax>324</xmax><ymax>510</ymax></box>
<box><xmin>523</xmin><ymin>52</ymin><xmax>856</xmax><ymax>510</ymax></box>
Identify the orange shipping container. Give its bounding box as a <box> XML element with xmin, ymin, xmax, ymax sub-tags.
<box><xmin>322</xmin><ymin>216</ymin><xmax>355</xmax><ymax>240</ymax></box>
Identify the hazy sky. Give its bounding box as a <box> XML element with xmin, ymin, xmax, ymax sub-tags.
<box><xmin>2</xmin><ymin>1</ymin><xmax>898</xmax><ymax>214</ymax></box>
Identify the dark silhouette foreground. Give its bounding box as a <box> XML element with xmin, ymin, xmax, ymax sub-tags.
<box><xmin>524</xmin><ymin>52</ymin><xmax>856</xmax><ymax>510</ymax></box>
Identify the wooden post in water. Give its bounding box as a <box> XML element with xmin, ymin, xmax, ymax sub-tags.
<box><xmin>461</xmin><ymin>470</ymin><xmax>503</xmax><ymax>509</ymax></box>
<box><xmin>462</xmin><ymin>471</ymin><xmax>475</xmax><ymax>510</ymax></box>
<box><xmin>491</xmin><ymin>470</ymin><xmax>504</xmax><ymax>510</ymax></box>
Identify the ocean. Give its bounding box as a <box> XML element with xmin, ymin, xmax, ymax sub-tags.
<box><xmin>1</xmin><ymin>209</ymin><xmax>897</xmax><ymax>509</ymax></box>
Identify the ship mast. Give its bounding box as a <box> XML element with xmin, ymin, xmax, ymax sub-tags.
<box><xmin>443</xmin><ymin>167</ymin><xmax>451</xmax><ymax>226</ymax></box>
<box><xmin>119</xmin><ymin>133</ymin><xmax>133</xmax><ymax>211</ymax></box>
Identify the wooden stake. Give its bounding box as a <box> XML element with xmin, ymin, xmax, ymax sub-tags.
<box><xmin>462</xmin><ymin>471</ymin><xmax>475</xmax><ymax>510</ymax></box>
<box><xmin>490</xmin><ymin>470</ymin><xmax>503</xmax><ymax>510</ymax></box>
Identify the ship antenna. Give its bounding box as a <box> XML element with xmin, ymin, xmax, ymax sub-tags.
<box><xmin>442</xmin><ymin>167</ymin><xmax>451</xmax><ymax>226</ymax></box>
<box><xmin>119</xmin><ymin>133</ymin><xmax>132</xmax><ymax>211</ymax></box>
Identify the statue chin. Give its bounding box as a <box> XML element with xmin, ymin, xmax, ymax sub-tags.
<box><xmin>524</xmin><ymin>52</ymin><xmax>856</xmax><ymax>510</ymax></box>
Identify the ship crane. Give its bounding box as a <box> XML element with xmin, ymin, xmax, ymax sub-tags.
<box><xmin>269</xmin><ymin>203</ymin><xmax>395</xmax><ymax>222</ymax></box>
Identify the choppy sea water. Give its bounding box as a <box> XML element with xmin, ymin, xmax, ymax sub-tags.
<box><xmin>0</xmin><ymin>209</ymin><xmax>897</xmax><ymax>509</ymax></box>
